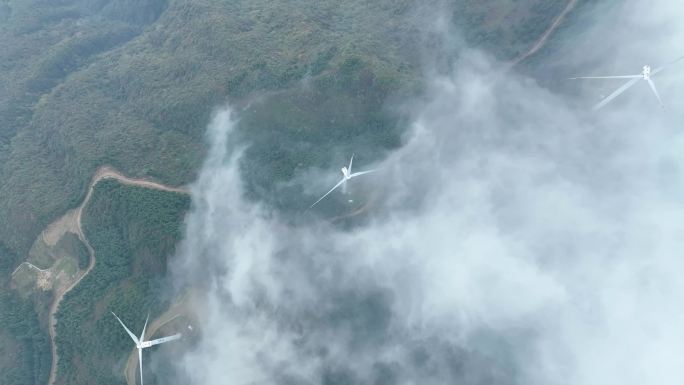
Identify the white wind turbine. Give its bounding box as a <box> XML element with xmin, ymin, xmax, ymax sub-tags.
<box><xmin>112</xmin><ymin>312</ymin><xmax>182</xmax><ymax>385</ymax></box>
<box><xmin>310</xmin><ymin>154</ymin><xmax>376</xmax><ymax>208</ymax></box>
<box><xmin>570</xmin><ymin>55</ymin><xmax>684</xmax><ymax>110</ymax></box>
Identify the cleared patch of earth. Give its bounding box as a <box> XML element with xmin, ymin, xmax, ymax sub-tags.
<box><xmin>11</xmin><ymin>258</ymin><xmax>80</xmax><ymax>297</ymax></box>
<box><xmin>41</xmin><ymin>209</ymin><xmax>79</xmax><ymax>247</ymax></box>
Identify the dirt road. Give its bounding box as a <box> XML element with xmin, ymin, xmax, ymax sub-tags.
<box><xmin>46</xmin><ymin>167</ymin><xmax>188</xmax><ymax>385</ymax></box>
<box><xmin>509</xmin><ymin>0</ymin><xmax>579</xmax><ymax>68</ymax></box>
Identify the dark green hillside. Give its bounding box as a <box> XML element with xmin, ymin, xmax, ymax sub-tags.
<box><xmin>53</xmin><ymin>180</ymin><xmax>188</xmax><ymax>385</ymax></box>
<box><xmin>0</xmin><ymin>0</ymin><xmax>571</xmax><ymax>260</ymax></box>
<box><xmin>236</xmin><ymin>54</ymin><xmax>412</xmax><ymax>210</ymax></box>
<box><xmin>0</xmin><ymin>0</ymin><xmax>170</xmax><ymax>256</ymax></box>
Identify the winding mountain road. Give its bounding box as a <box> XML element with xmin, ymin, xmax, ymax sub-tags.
<box><xmin>46</xmin><ymin>166</ymin><xmax>188</xmax><ymax>385</ymax></box>
<box><xmin>508</xmin><ymin>0</ymin><xmax>579</xmax><ymax>68</ymax></box>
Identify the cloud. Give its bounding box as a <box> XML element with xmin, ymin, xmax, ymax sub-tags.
<box><xmin>168</xmin><ymin>2</ymin><xmax>684</xmax><ymax>384</ymax></box>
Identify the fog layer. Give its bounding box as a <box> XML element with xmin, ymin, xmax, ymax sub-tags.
<box><xmin>170</xmin><ymin>2</ymin><xmax>684</xmax><ymax>384</ymax></box>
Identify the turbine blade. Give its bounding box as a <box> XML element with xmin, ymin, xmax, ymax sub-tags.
<box><xmin>145</xmin><ymin>333</ymin><xmax>182</xmax><ymax>347</ymax></box>
<box><xmin>569</xmin><ymin>75</ymin><xmax>641</xmax><ymax>80</ymax></box>
<box><xmin>593</xmin><ymin>78</ymin><xmax>641</xmax><ymax>110</ymax></box>
<box><xmin>139</xmin><ymin>348</ymin><xmax>143</xmax><ymax>385</ymax></box>
<box><xmin>310</xmin><ymin>177</ymin><xmax>346</xmax><ymax>208</ymax></box>
<box><xmin>140</xmin><ymin>313</ymin><xmax>149</xmax><ymax>342</ymax></box>
<box><xmin>111</xmin><ymin>312</ymin><xmax>139</xmax><ymax>344</ymax></box>
<box><xmin>348</xmin><ymin>154</ymin><xmax>354</xmax><ymax>174</ymax></box>
<box><xmin>349</xmin><ymin>169</ymin><xmax>377</xmax><ymax>178</ymax></box>
<box><xmin>652</xmin><ymin>55</ymin><xmax>684</xmax><ymax>75</ymax></box>
<box><xmin>646</xmin><ymin>78</ymin><xmax>664</xmax><ymax>108</ymax></box>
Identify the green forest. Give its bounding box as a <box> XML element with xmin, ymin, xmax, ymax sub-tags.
<box><xmin>0</xmin><ymin>0</ymin><xmax>575</xmax><ymax>383</ymax></box>
<box><xmin>54</xmin><ymin>180</ymin><xmax>189</xmax><ymax>385</ymax></box>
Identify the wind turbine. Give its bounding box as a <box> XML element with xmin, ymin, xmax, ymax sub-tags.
<box><xmin>309</xmin><ymin>154</ymin><xmax>376</xmax><ymax>208</ymax></box>
<box><xmin>112</xmin><ymin>312</ymin><xmax>182</xmax><ymax>385</ymax></box>
<box><xmin>570</xmin><ymin>55</ymin><xmax>684</xmax><ymax>110</ymax></box>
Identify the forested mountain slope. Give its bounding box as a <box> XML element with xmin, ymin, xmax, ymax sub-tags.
<box><xmin>0</xmin><ymin>0</ymin><xmax>566</xmax><ymax>259</ymax></box>
<box><xmin>0</xmin><ymin>1</ymin><xmax>570</xmax><ymax>384</ymax></box>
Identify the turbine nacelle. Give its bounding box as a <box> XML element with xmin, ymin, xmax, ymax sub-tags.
<box><xmin>642</xmin><ymin>65</ymin><xmax>651</xmax><ymax>79</ymax></box>
<box><xmin>341</xmin><ymin>166</ymin><xmax>351</xmax><ymax>179</ymax></box>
